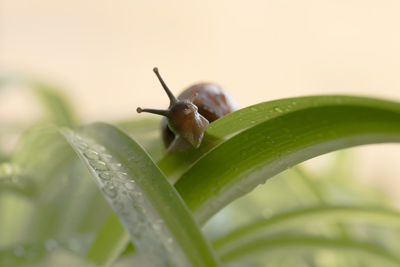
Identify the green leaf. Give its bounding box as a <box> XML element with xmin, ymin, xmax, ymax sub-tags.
<box><xmin>7</xmin><ymin>124</ymin><xmax>111</xmax><ymax>248</ymax></box>
<box><xmin>0</xmin><ymin>162</ymin><xmax>22</xmax><ymax>177</ymax></box>
<box><xmin>218</xmin><ymin>235</ymin><xmax>400</xmax><ymax>266</ymax></box>
<box><xmin>33</xmin><ymin>81</ymin><xmax>78</xmax><ymax>127</ymax></box>
<box><xmin>86</xmin><ymin>213</ymin><xmax>129</xmax><ymax>266</ymax></box>
<box><xmin>62</xmin><ymin>123</ymin><xmax>220</xmax><ymax>267</ymax></box>
<box><xmin>171</xmin><ymin>96</ymin><xmax>400</xmax><ymax>224</ymax></box>
<box><xmin>213</xmin><ymin>205</ymin><xmax>400</xmax><ymax>255</ymax></box>
<box><xmin>0</xmin><ymin>162</ymin><xmax>36</xmax><ymax>196</ymax></box>
<box><xmin>0</xmin><ymin>193</ymin><xmax>34</xmax><ymax>247</ymax></box>
<box><xmin>117</xmin><ymin>117</ymin><xmax>164</xmax><ymax>161</ymax></box>
<box><xmin>0</xmin><ymin>240</ymin><xmax>96</xmax><ymax>267</ymax></box>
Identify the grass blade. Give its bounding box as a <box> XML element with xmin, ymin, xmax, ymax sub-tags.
<box><xmin>219</xmin><ymin>235</ymin><xmax>400</xmax><ymax>266</ymax></box>
<box><xmin>213</xmin><ymin>205</ymin><xmax>400</xmax><ymax>254</ymax></box>
<box><xmin>172</xmin><ymin>95</ymin><xmax>400</xmax><ymax>223</ymax></box>
<box><xmin>86</xmin><ymin>213</ymin><xmax>129</xmax><ymax>266</ymax></box>
<box><xmin>0</xmin><ymin>162</ymin><xmax>36</xmax><ymax>196</ymax></box>
<box><xmin>33</xmin><ymin>81</ymin><xmax>78</xmax><ymax>127</ymax></box>
<box><xmin>117</xmin><ymin>117</ymin><xmax>164</xmax><ymax>161</ymax></box>
<box><xmin>62</xmin><ymin>123</ymin><xmax>220</xmax><ymax>267</ymax></box>
<box><xmin>7</xmin><ymin>126</ymin><xmax>86</xmax><ymax>244</ymax></box>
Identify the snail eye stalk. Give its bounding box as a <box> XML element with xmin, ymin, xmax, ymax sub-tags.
<box><xmin>136</xmin><ymin>67</ymin><xmax>178</xmax><ymax>117</ymax></box>
<box><xmin>153</xmin><ymin>67</ymin><xmax>177</xmax><ymax>107</ymax></box>
<box><xmin>136</xmin><ymin>107</ymin><xmax>169</xmax><ymax>117</ymax></box>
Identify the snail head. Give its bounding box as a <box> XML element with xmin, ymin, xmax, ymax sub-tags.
<box><xmin>137</xmin><ymin>67</ymin><xmax>209</xmax><ymax>148</ymax></box>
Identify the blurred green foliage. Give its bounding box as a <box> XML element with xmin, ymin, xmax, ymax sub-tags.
<box><xmin>0</xmin><ymin>76</ymin><xmax>400</xmax><ymax>267</ymax></box>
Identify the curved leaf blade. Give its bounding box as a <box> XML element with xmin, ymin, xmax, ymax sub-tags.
<box><xmin>86</xmin><ymin>213</ymin><xmax>129</xmax><ymax>266</ymax></box>
<box><xmin>62</xmin><ymin>123</ymin><xmax>220</xmax><ymax>267</ymax></box>
<box><xmin>0</xmin><ymin>162</ymin><xmax>36</xmax><ymax>196</ymax></box>
<box><xmin>213</xmin><ymin>205</ymin><xmax>400</xmax><ymax>254</ymax></box>
<box><xmin>116</xmin><ymin>117</ymin><xmax>164</xmax><ymax>160</ymax></box>
<box><xmin>219</xmin><ymin>235</ymin><xmax>400</xmax><ymax>266</ymax></box>
<box><xmin>173</xmin><ymin>96</ymin><xmax>400</xmax><ymax>224</ymax></box>
<box><xmin>33</xmin><ymin>81</ymin><xmax>78</xmax><ymax>127</ymax></box>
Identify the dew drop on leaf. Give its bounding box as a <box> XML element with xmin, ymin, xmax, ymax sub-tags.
<box><xmin>124</xmin><ymin>181</ymin><xmax>135</xmax><ymax>190</ymax></box>
<box><xmin>129</xmin><ymin>191</ymin><xmax>143</xmax><ymax>201</ymax></box>
<box><xmin>101</xmin><ymin>153</ymin><xmax>113</xmax><ymax>160</ymax></box>
<box><xmin>111</xmin><ymin>163</ymin><xmax>122</xmax><ymax>169</ymax></box>
<box><xmin>91</xmin><ymin>144</ymin><xmax>106</xmax><ymax>152</ymax></box>
<box><xmin>83</xmin><ymin>149</ymin><xmax>100</xmax><ymax>160</ymax></box>
<box><xmin>76</xmin><ymin>142</ymin><xmax>89</xmax><ymax>150</ymax></box>
<box><xmin>89</xmin><ymin>160</ymin><xmax>108</xmax><ymax>171</ymax></box>
<box><xmin>152</xmin><ymin>219</ymin><xmax>165</xmax><ymax>231</ymax></box>
<box><xmin>119</xmin><ymin>172</ymin><xmax>128</xmax><ymax>178</ymax></box>
<box><xmin>99</xmin><ymin>171</ymin><xmax>112</xmax><ymax>180</ymax></box>
<box><xmin>103</xmin><ymin>182</ymin><xmax>118</xmax><ymax>198</ymax></box>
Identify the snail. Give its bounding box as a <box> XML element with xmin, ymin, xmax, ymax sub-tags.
<box><xmin>137</xmin><ymin>67</ymin><xmax>237</xmax><ymax>152</ymax></box>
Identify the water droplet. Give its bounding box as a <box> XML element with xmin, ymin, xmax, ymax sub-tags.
<box><xmin>119</xmin><ymin>172</ymin><xmax>128</xmax><ymax>178</ymax></box>
<box><xmin>112</xmin><ymin>163</ymin><xmax>122</xmax><ymax>169</ymax></box>
<box><xmin>99</xmin><ymin>171</ymin><xmax>112</xmax><ymax>180</ymax></box>
<box><xmin>250</xmin><ymin>120</ymin><xmax>256</xmax><ymax>124</ymax></box>
<box><xmin>76</xmin><ymin>142</ymin><xmax>89</xmax><ymax>150</ymax></box>
<box><xmin>153</xmin><ymin>219</ymin><xmax>164</xmax><ymax>231</ymax></box>
<box><xmin>250</xmin><ymin>107</ymin><xmax>258</xmax><ymax>111</ymax></box>
<box><xmin>273</xmin><ymin>107</ymin><xmax>283</xmax><ymax>113</ymax></box>
<box><xmin>92</xmin><ymin>144</ymin><xmax>106</xmax><ymax>152</ymax></box>
<box><xmin>89</xmin><ymin>160</ymin><xmax>108</xmax><ymax>171</ymax></box>
<box><xmin>124</xmin><ymin>181</ymin><xmax>135</xmax><ymax>190</ymax></box>
<box><xmin>101</xmin><ymin>154</ymin><xmax>112</xmax><ymax>160</ymax></box>
<box><xmin>0</xmin><ymin>163</ymin><xmax>13</xmax><ymax>175</ymax></box>
<box><xmin>83</xmin><ymin>150</ymin><xmax>100</xmax><ymax>160</ymax></box>
<box><xmin>167</xmin><ymin>237</ymin><xmax>174</xmax><ymax>244</ymax></box>
<box><xmin>77</xmin><ymin>135</ymin><xmax>86</xmax><ymax>140</ymax></box>
<box><xmin>103</xmin><ymin>182</ymin><xmax>118</xmax><ymax>198</ymax></box>
<box><xmin>129</xmin><ymin>191</ymin><xmax>143</xmax><ymax>202</ymax></box>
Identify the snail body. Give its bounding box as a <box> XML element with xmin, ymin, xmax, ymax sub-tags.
<box><xmin>137</xmin><ymin>68</ymin><xmax>237</xmax><ymax>152</ymax></box>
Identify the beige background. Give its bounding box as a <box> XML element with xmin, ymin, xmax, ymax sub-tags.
<box><xmin>1</xmin><ymin>0</ymin><xmax>400</xmax><ymax>203</ymax></box>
